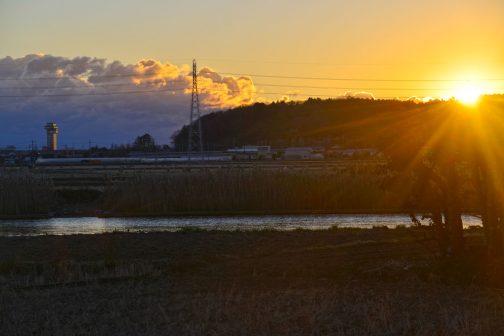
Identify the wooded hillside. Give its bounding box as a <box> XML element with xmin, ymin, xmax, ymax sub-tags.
<box><xmin>172</xmin><ymin>97</ymin><xmax>476</xmax><ymax>150</ymax></box>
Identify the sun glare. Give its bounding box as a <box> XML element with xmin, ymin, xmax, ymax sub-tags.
<box><xmin>454</xmin><ymin>84</ymin><xmax>482</xmax><ymax>105</ymax></box>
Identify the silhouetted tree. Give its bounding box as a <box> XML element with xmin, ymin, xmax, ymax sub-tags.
<box><xmin>382</xmin><ymin>97</ymin><xmax>504</xmax><ymax>258</ymax></box>
<box><xmin>133</xmin><ymin>134</ymin><xmax>156</xmax><ymax>151</ymax></box>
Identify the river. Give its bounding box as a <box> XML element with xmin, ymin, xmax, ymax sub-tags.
<box><xmin>0</xmin><ymin>214</ymin><xmax>482</xmax><ymax>236</ymax></box>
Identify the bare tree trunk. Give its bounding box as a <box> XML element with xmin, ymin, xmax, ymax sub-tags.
<box><xmin>494</xmin><ymin>194</ymin><xmax>504</xmax><ymax>257</ymax></box>
<box><xmin>445</xmin><ymin>166</ymin><xmax>465</xmax><ymax>256</ymax></box>
<box><xmin>450</xmin><ymin>208</ymin><xmax>465</xmax><ymax>255</ymax></box>
<box><xmin>479</xmin><ymin>164</ymin><xmax>502</xmax><ymax>257</ymax></box>
<box><xmin>431</xmin><ymin>209</ymin><xmax>447</xmax><ymax>257</ymax></box>
<box><xmin>476</xmin><ymin>164</ymin><xmax>491</xmax><ymax>253</ymax></box>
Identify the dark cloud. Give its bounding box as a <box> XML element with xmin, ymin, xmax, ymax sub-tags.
<box><xmin>0</xmin><ymin>54</ymin><xmax>256</xmax><ymax>148</ymax></box>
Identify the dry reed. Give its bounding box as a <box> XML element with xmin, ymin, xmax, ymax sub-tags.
<box><xmin>104</xmin><ymin>168</ymin><xmax>399</xmax><ymax>214</ymax></box>
<box><xmin>0</xmin><ymin>170</ymin><xmax>54</xmax><ymax>215</ymax></box>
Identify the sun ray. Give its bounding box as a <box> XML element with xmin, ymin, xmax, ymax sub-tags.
<box><xmin>453</xmin><ymin>84</ymin><xmax>483</xmax><ymax>106</ymax></box>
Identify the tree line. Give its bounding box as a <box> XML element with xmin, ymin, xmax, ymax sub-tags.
<box><xmin>173</xmin><ymin>95</ymin><xmax>504</xmax><ymax>258</ymax></box>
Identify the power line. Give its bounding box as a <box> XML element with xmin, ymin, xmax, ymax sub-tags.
<box><xmin>254</xmin><ymin>83</ymin><xmax>456</xmax><ymax>91</ymax></box>
<box><xmin>0</xmin><ymin>83</ymin><xmax>477</xmax><ymax>91</ymax></box>
<box><xmin>0</xmin><ymin>87</ymin><xmax>438</xmax><ymax>99</ymax></box>
<box><xmin>180</xmin><ymin>57</ymin><xmax>320</xmax><ymax>65</ymax></box>
<box><xmin>2</xmin><ymin>81</ymin><xmax>501</xmax><ymax>92</ymax></box>
<box><xmin>220</xmin><ymin>72</ymin><xmax>504</xmax><ymax>82</ymax></box>
<box><xmin>170</xmin><ymin>57</ymin><xmax>504</xmax><ymax>67</ymax></box>
<box><xmin>1</xmin><ymin>72</ymin><xmax>504</xmax><ymax>82</ymax></box>
<box><xmin>0</xmin><ymin>81</ymin><xmax>188</xmax><ymax>90</ymax></box>
<box><xmin>0</xmin><ymin>88</ymin><xmax>188</xmax><ymax>98</ymax></box>
<box><xmin>0</xmin><ymin>79</ymin><xmax>501</xmax><ymax>99</ymax></box>
<box><xmin>0</xmin><ymin>84</ymin><xmax>502</xmax><ymax>99</ymax></box>
<box><xmin>0</xmin><ymin>73</ymin><xmax>190</xmax><ymax>81</ymax></box>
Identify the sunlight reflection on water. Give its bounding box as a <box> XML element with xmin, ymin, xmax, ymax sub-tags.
<box><xmin>0</xmin><ymin>214</ymin><xmax>482</xmax><ymax>237</ymax></box>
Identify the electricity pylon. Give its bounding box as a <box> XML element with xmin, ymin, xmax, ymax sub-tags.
<box><xmin>187</xmin><ymin>59</ymin><xmax>203</xmax><ymax>160</ymax></box>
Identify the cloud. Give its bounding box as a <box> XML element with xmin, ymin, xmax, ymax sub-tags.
<box><xmin>197</xmin><ymin>67</ymin><xmax>256</xmax><ymax>108</ymax></box>
<box><xmin>407</xmin><ymin>96</ymin><xmax>438</xmax><ymax>103</ymax></box>
<box><xmin>0</xmin><ymin>54</ymin><xmax>256</xmax><ymax>147</ymax></box>
<box><xmin>337</xmin><ymin>91</ymin><xmax>375</xmax><ymax>100</ymax></box>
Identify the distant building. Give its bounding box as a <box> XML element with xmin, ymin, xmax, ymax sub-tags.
<box><xmin>336</xmin><ymin>148</ymin><xmax>380</xmax><ymax>158</ymax></box>
<box><xmin>283</xmin><ymin>147</ymin><xmax>324</xmax><ymax>160</ymax></box>
<box><xmin>44</xmin><ymin>122</ymin><xmax>59</xmax><ymax>151</ymax></box>
<box><xmin>227</xmin><ymin>146</ymin><xmax>272</xmax><ymax>160</ymax></box>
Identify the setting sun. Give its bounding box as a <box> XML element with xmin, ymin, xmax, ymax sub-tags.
<box><xmin>454</xmin><ymin>84</ymin><xmax>483</xmax><ymax>105</ymax></box>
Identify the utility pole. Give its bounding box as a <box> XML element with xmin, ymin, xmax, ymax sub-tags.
<box><xmin>187</xmin><ymin>59</ymin><xmax>203</xmax><ymax>161</ymax></box>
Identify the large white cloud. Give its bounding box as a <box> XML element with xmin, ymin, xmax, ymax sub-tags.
<box><xmin>0</xmin><ymin>54</ymin><xmax>256</xmax><ymax>148</ymax></box>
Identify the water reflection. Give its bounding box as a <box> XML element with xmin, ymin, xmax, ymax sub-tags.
<box><xmin>0</xmin><ymin>214</ymin><xmax>482</xmax><ymax>237</ymax></box>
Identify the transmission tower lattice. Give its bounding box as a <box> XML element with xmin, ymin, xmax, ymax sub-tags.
<box><xmin>187</xmin><ymin>59</ymin><xmax>203</xmax><ymax>160</ymax></box>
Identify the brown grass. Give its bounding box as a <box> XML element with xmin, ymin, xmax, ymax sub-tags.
<box><xmin>0</xmin><ymin>170</ymin><xmax>55</xmax><ymax>215</ymax></box>
<box><xmin>3</xmin><ymin>281</ymin><xmax>504</xmax><ymax>335</ymax></box>
<box><xmin>104</xmin><ymin>168</ymin><xmax>400</xmax><ymax>214</ymax></box>
<box><xmin>1</xmin><ymin>228</ymin><xmax>504</xmax><ymax>335</ymax></box>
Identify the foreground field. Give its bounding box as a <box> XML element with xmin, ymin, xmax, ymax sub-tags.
<box><xmin>1</xmin><ymin>228</ymin><xmax>503</xmax><ymax>335</ymax></box>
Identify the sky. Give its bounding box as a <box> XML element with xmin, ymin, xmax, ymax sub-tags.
<box><xmin>0</xmin><ymin>0</ymin><xmax>503</xmax><ymax>147</ymax></box>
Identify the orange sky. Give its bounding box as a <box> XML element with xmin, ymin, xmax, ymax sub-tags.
<box><xmin>1</xmin><ymin>0</ymin><xmax>504</xmax><ymax>100</ymax></box>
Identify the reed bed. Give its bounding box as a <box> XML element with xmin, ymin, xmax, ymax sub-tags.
<box><xmin>0</xmin><ymin>170</ymin><xmax>54</xmax><ymax>216</ymax></box>
<box><xmin>104</xmin><ymin>169</ymin><xmax>399</xmax><ymax>214</ymax></box>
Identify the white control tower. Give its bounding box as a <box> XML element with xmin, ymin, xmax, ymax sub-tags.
<box><xmin>44</xmin><ymin>122</ymin><xmax>59</xmax><ymax>151</ymax></box>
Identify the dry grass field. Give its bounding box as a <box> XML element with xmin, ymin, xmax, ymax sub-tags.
<box><xmin>103</xmin><ymin>168</ymin><xmax>398</xmax><ymax>215</ymax></box>
<box><xmin>0</xmin><ymin>170</ymin><xmax>54</xmax><ymax>216</ymax></box>
<box><xmin>2</xmin><ymin>163</ymin><xmax>398</xmax><ymax>218</ymax></box>
<box><xmin>1</xmin><ymin>227</ymin><xmax>504</xmax><ymax>335</ymax></box>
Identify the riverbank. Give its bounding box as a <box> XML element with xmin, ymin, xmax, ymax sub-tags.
<box><xmin>1</xmin><ymin>227</ymin><xmax>503</xmax><ymax>335</ymax></box>
<box><xmin>0</xmin><ymin>214</ymin><xmax>483</xmax><ymax>237</ymax></box>
<box><xmin>0</xmin><ymin>209</ymin><xmax>419</xmax><ymax>220</ymax></box>
<box><xmin>100</xmin><ymin>209</ymin><xmax>416</xmax><ymax>217</ymax></box>
<box><xmin>2</xmin><ymin>166</ymin><xmax>480</xmax><ymax>219</ymax></box>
